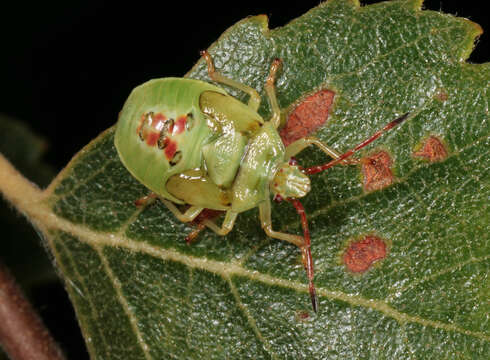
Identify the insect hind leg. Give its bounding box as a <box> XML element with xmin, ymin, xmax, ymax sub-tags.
<box><xmin>202</xmin><ymin>210</ymin><xmax>238</xmax><ymax>236</ymax></box>
<box><xmin>134</xmin><ymin>192</ymin><xmax>158</xmax><ymax>207</ymax></box>
<box><xmin>160</xmin><ymin>199</ymin><xmax>204</xmax><ymax>222</ymax></box>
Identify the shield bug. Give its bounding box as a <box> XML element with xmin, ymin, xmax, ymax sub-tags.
<box><xmin>115</xmin><ymin>50</ymin><xmax>409</xmax><ymax>311</ymax></box>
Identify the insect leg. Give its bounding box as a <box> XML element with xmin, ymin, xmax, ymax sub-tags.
<box><xmin>134</xmin><ymin>192</ymin><xmax>157</xmax><ymax>206</ymax></box>
<box><xmin>259</xmin><ymin>192</ymin><xmax>318</xmax><ymax>311</ymax></box>
<box><xmin>200</xmin><ymin>50</ymin><xmax>261</xmax><ymax>111</ymax></box>
<box><xmin>185</xmin><ymin>209</ymin><xmax>224</xmax><ymax>244</ymax></box>
<box><xmin>159</xmin><ymin>199</ymin><xmax>204</xmax><ymax>222</ymax></box>
<box><xmin>202</xmin><ymin>210</ymin><xmax>238</xmax><ymax>236</ymax></box>
<box><xmin>285</xmin><ymin>137</ymin><xmax>358</xmax><ymax>165</ymax></box>
<box><xmin>258</xmin><ymin>193</ymin><xmax>303</xmax><ymax>247</ymax></box>
<box><xmin>264</xmin><ymin>58</ymin><xmax>282</xmax><ymax>129</ymax></box>
<box><xmin>288</xmin><ymin>198</ymin><xmax>317</xmax><ymax>313</ymax></box>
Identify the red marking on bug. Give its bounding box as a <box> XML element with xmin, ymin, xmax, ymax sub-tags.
<box><xmin>137</xmin><ymin>112</ymin><xmax>169</xmax><ymax>146</ymax></box>
<box><xmin>361</xmin><ymin>150</ymin><xmax>394</xmax><ymax>192</ymax></box>
<box><xmin>145</xmin><ymin>132</ymin><xmax>159</xmax><ymax>147</ymax></box>
<box><xmin>164</xmin><ymin>138</ymin><xmax>177</xmax><ymax>160</ymax></box>
<box><xmin>273</xmin><ymin>194</ymin><xmax>283</xmax><ymax>203</ymax></box>
<box><xmin>280</xmin><ymin>89</ymin><xmax>335</xmax><ymax>146</ymax></box>
<box><xmin>413</xmin><ymin>136</ymin><xmax>448</xmax><ymax>162</ymax></box>
<box><xmin>288</xmin><ymin>157</ymin><xmax>298</xmax><ymax>166</ymax></box>
<box><xmin>343</xmin><ymin>235</ymin><xmax>387</xmax><ymax>273</ymax></box>
<box><xmin>173</xmin><ymin>115</ymin><xmax>187</xmax><ymax>135</ymax></box>
<box><xmin>185</xmin><ymin>209</ymin><xmax>223</xmax><ymax>244</ymax></box>
<box><xmin>151</xmin><ymin>112</ymin><xmax>167</xmax><ymax>130</ymax></box>
<box><xmin>136</xmin><ymin>114</ymin><xmax>146</xmax><ymax>135</ymax></box>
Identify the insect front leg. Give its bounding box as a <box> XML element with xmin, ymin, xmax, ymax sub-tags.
<box><xmin>202</xmin><ymin>210</ymin><xmax>238</xmax><ymax>236</ymax></box>
<box><xmin>134</xmin><ymin>192</ymin><xmax>157</xmax><ymax>206</ymax></box>
<box><xmin>201</xmin><ymin>50</ymin><xmax>261</xmax><ymax>111</ymax></box>
<box><xmin>159</xmin><ymin>199</ymin><xmax>204</xmax><ymax>222</ymax></box>
<box><xmin>258</xmin><ymin>194</ymin><xmax>303</xmax><ymax>247</ymax></box>
<box><xmin>285</xmin><ymin>137</ymin><xmax>358</xmax><ymax>165</ymax></box>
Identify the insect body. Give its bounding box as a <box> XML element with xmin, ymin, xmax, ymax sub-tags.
<box><xmin>115</xmin><ymin>51</ymin><xmax>408</xmax><ymax>312</ymax></box>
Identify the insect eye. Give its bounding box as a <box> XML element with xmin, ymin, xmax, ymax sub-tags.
<box><xmin>169</xmin><ymin>151</ymin><xmax>182</xmax><ymax>166</ymax></box>
<box><xmin>185</xmin><ymin>112</ymin><xmax>194</xmax><ymax>130</ymax></box>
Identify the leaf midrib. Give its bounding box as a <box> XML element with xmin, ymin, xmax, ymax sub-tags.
<box><xmin>27</xmin><ymin>189</ymin><xmax>490</xmax><ymax>342</ymax></box>
<box><xmin>30</xmin><ymin>123</ymin><xmax>488</xmax><ymax>349</ymax></box>
<box><xmin>1</xmin><ymin>148</ymin><xmax>489</xmax><ymax>360</ymax></box>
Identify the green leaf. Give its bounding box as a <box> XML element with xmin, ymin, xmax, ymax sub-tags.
<box><xmin>1</xmin><ymin>0</ymin><xmax>488</xmax><ymax>358</ymax></box>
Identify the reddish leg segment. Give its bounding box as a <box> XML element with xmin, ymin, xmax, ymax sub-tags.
<box><xmin>288</xmin><ymin>198</ymin><xmax>317</xmax><ymax>313</ymax></box>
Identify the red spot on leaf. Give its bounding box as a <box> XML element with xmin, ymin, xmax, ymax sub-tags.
<box><xmin>413</xmin><ymin>136</ymin><xmax>448</xmax><ymax>162</ymax></box>
<box><xmin>361</xmin><ymin>150</ymin><xmax>394</xmax><ymax>192</ymax></box>
<box><xmin>343</xmin><ymin>235</ymin><xmax>387</xmax><ymax>273</ymax></box>
<box><xmin>164</xmin><ymin>139</ymin><xmax>177</xmax><ymax>160</ymax></box>
<box><xmin>280</xmin><ymin>89</ymin><xmax>335</xmax><ymax>146</ymax></box>
<box><xmin>173</xmin><ymin>115</ymin><xmax>187</xmax><ymax>135</ymax></box>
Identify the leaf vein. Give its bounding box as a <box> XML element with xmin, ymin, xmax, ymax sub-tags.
<box><xmin>48</xmin><ymin>157</ymin><xmax>116</xmax><ymax>201</ymax></box>
<box><xmin>227</xmin><ymin>278</ymin><xmax>279</xmax><ymax>359</ymax></box>
<box><xmin>304</xmin><ymin>133</ymin><xmax>489</xmax><ymax>226</ymax></box>
<box><xmin>31</xmin><ymin>207</ymin><xmax>490</xmax><ymax>342</ymax></box>
<box><xmin>45</xmin><ymin>234</ymin><xmax>106</xmax><ymax>359</ymax></box>
<box><xmin>95</xmin><ymin>245</ymin><xmax>153</xmax><ymax>360</ymax></box>
<box><xmin>386</xmin><ymin>254</ymin><xmax>490</xmax><ymax>302</ymax></box>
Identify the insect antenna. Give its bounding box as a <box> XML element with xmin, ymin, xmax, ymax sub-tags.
<box><xmin>305</xmin><ymin>113</ymin><xmax>409</xmax><ymax>175</ymax></box>
<box><xmin>287</xmin><ymin>198</ymin><xmax>317</xmax><ymax>313</ymax></box>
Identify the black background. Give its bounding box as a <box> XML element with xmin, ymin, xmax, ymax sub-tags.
<box><xmin>0</xmin><ymin>1</ymin><xmax>488</xmax><ymax>358</ymax></box>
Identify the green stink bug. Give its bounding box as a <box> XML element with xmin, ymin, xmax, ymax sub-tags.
<box><xmin>115</xmin><ymin>50</ymin><xmax>409</xmax><ymax>311</ymax></box>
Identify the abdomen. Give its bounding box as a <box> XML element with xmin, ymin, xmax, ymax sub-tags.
<box><xmin>115</xmin><ymin>78</ymin><xmax>227</xmax><ymax>203</ymax></box>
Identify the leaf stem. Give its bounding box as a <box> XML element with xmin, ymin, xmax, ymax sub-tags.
<box><xmin>0</xmin><ymin>260</ymin><xmax>65</xmax><ymax>360</ymax></box>
<box><xmin>0</xmin><ymin>153</ymin><xmax>44</xmax><ymax>216</ymax></box>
